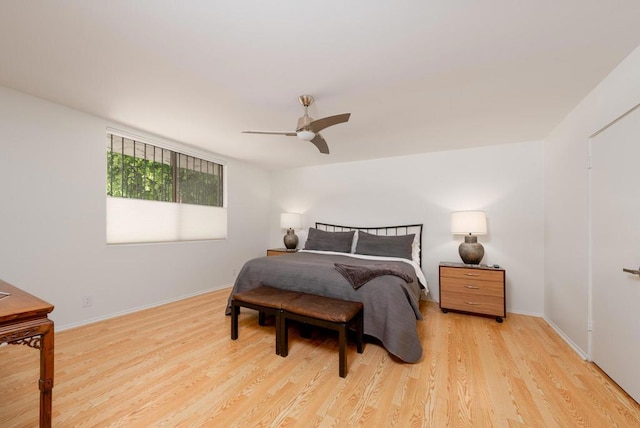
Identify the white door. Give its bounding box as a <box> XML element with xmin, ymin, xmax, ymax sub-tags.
<box><xmin>591</xmin><ymin>104</ymin><xmax>640</xmax><ymax>403</ymax></box>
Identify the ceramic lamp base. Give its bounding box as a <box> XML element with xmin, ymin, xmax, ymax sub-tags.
<box><xmin>458</xmin><ymin>234</ymin><xmax>484</xmax><ymax>264</ymax></box>
<box><xmin>283</xmin><ymin>229</ymin><xmax>299</xmax><ymax>250</ymax></box>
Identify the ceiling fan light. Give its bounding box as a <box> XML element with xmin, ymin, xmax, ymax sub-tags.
<box><xmin>297</xmin><ymin>130</ymin><xmax>316</xmax><ymax>141</ymax></box>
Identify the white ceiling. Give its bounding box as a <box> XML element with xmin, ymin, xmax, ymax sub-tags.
<box><xmin>2</xmin><ymin>1</ymin><xmax>640</xmax><ymax>171</ymax></box>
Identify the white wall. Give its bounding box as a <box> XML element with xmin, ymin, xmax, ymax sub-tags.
<box><xmin>0</xmin><ymin>86</ymin><xmax>271</xmax><ymax>329</ymax></box>
<box><xmin>270</xmin><ymin>141</ymin><xmax>545</xmax><ymax>315</ymax></box>
<box><xmin>544</xmin><ymin>44</ymin><xmax>640</xmax><ymax>355</ymax></box>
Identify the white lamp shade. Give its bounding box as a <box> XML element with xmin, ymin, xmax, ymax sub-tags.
<box><xmin>451</xmin><ymin>211</ymin><xmax>487</xmax><ymax>235</ymax></box>
<box><xmin>280</xmin><ymin>212</ymin><xmax>302</xmax><ymax>230</ymax></box>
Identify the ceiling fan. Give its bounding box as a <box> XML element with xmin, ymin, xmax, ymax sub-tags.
<box><xmin>242</xmin><ymin>95</ymin><xmax>350</xmax><ymax>154</ymax></box>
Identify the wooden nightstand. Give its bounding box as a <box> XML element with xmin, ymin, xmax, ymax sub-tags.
<box><xmin>439</xmin><ymin>262</ymin><xmax>506</xmax><ymax>323</ymax></box>
<box><xmin>266</xmin><ymin>248</ymin><xmax>299</xmax><ymax>256</ymax></box>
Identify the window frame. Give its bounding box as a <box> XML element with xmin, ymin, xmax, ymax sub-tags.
<box><xmin>106</xmin><ymin>128</ymin><xmax>225</xmax><ymax>208</ymax></box>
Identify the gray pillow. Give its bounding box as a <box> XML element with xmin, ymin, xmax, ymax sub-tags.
<box><xmin>304</xmin><ymin>228</ymin><xmax>355</xmax><ymax>253</ymax></box>
<box><xmin>355</xmin><ymin>232</ymin><xmax>415</xmax><ymax>260</ymax></box>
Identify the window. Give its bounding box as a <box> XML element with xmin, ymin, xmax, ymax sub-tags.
<box><xmin>106</xmin><ymin>130</ymin><xmax>227</xmax><ymax>244</ymax></box>
<box><xmin>106</xmin><ymin>134</ymin><xmax>223</xmax><ymax>207</ymax></box>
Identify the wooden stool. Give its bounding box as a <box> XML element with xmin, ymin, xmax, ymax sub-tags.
<box><xmin>231</xmin><ymin>285</ymin><xmax>302</xmax><ymax>355</ymax></box>
<box><xmin>280</xmin><ymin>294</ymin><xmax>364</xmax><ymax>377</ymax></box>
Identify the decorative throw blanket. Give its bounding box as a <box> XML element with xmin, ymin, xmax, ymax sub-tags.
<box><xmin>334</xmin><ymin>262</ymin><xmax>414</xmax><ymax>289</ymax></box>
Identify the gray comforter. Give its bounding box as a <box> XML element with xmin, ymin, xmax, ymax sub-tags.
<box><xmin>226</xmin><ymin>251</ymin><xmax>424</xmax><ymax>363</ymax></box>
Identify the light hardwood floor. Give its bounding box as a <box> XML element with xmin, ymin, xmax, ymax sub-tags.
<box><xmin>1</xmin><ymin>288</ymin><xmax>639</xmax><ymax>427</ymax></box>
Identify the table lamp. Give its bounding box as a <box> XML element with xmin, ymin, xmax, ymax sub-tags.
<box><xmin>280</xmin><ymin>212</ymin><xmax>302</xmax><ymax>250</ymax></box>
<box><xmin>451</xmin><ymin>211</ymin><xmax>487</xmax><ymax>264</ymax></box>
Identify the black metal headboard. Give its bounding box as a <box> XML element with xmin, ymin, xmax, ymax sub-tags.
<box><xmin>315</xmin><ymin>222</ymin><xmax>423</xmax><ymax>267</ymax></box>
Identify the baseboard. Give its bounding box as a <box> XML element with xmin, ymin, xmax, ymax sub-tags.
<box><xmin>542</xmin><ymin>315</ymin><xmax>589</xmax><ymax>360</ymax></box>
<box><xmin>56</xmin><ymin>284</ymin><xmax>232</xmax><ymax>332</ymax></box>
<box><xmin>507</xmin><ymin>309</ymin><xmax>544</xmax><ymax>317</ymax></box>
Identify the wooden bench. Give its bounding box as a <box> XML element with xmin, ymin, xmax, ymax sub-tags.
<box><xmin>280</xmin><ymin>294</ymin><xmax>364</xmax><ymax>378</ymax></box>
<box><xmin>230</xmin><ymin>285</ymin><xmax>303</xmax><ymax>355</ymax></box>
<box><xmin>230</xmin><ymin>286</ymin><xmax>364</xmax><ymax>377</ymax></box>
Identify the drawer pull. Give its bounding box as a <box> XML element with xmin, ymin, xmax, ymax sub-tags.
<box><xmin>464</xmin><ymin>285</ymin><xmax>480</xmax><ymax>289</ymax></box>
<box><xmin>464</xmin><ymin>273</ymin><xmax>480</xmax><ymax>277</ymax></box>
<box><xmin>465</xmin><ymin>301</ymin><xmax>481</xmax><ymax>305</ymax></box>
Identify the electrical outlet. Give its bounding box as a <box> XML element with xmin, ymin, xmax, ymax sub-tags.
<box><xmin>81</xmin><ymin>295</ymin><xmax>93</xmax><ymax>308</ymax></box>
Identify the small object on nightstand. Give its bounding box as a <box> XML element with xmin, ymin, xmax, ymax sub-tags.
<box><xmin>439</xmin><ymin>262</ymin><xmax>506</xmax><ymax>323</ymax></box>
<box><xmin>267</xmin><ymin>248</ymin><xmax>299</xmax><ymax>257</ymax></box>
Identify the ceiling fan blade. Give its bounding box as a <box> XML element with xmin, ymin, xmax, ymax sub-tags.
<box><xmin>310</xmin><ymin>133</ymin><xmax>330</xmax><ymax>154</ymax></box>
<box><xmin>242</xmin><ymin>131</ymin><xmax>297</xmax><ymax>136</ymax></box>
<box><xmin>306</xmin><ymin>113</ymin><xmax>351</xmax><ymax>134</ymax></box>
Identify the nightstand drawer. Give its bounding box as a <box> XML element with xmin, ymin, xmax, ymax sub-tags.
<box><xmin>440</xmin><ymin>277</ymin><xmax>503</xmax><ymax>297</ymax></box>
<box><xmin>440</xmin><ymin>291</ymin><xmax>504</xmax><ymax>316</ymax></box>
<box><xmin>440</xmin><ymin>266</ymin><xmax>503</xmax><ymax>283</ymax></box>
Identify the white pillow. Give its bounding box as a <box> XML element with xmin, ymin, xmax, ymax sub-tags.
<box><xmin>412</xmin><ymin>234</ymin><xmax>421</xmax><ymax>266</ymax></box>
<box><xmin>351</xmin><ymin>230</ymin><xmax>359</xmax><ymax>253</ymax></box>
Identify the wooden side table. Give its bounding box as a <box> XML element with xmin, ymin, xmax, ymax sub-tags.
<box><xmin>0</xmin><ymin>279</ymin><xmax>55</xmax><ymax>427</ymax></box>
<box><xmin>266</xmin><ymin>248</ymin><xmax>299</xmax><ymax>256</ymax></box>
<box><xmin>439</xmin><ymin>262</ymin><xmax>506</xmax><ymax>322</ymax></box>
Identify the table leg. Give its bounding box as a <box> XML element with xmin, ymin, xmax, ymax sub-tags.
<box><xmin>39</xmin><ymin>320</ymin><xmax>54</xmax><ymax>428</ymax></box>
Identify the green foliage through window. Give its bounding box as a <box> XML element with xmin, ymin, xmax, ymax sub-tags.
<box><xmin>106</xmin><ymin>134</ymin><xmax>223</xmax><ymax>207</ymax></box>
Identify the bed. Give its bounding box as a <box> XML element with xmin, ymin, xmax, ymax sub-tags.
<box><xmin>226</xmin><ymin>222</ymin><xmax>427</xmax><ymax>363</ymax></box>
